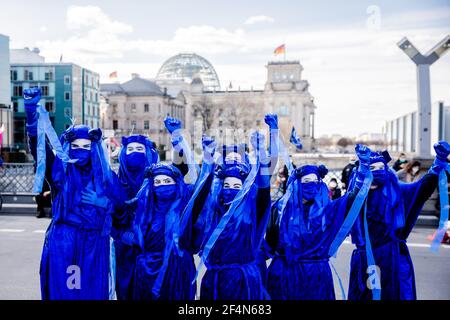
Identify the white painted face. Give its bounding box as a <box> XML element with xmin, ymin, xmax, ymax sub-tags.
<box><xmin>370</xmin><ymin>161</ymin><xmax>385</xmax><ymax>189</ymax></box>
<box><xmin>223</xmin><ymin>177</ymin><xmax>243</xmax><ymax>190</ymax></box>
<box><xmin>126</xmin><ymin>142</ymin><xmax>145</xmax><ymax>155</ymax></box>
<box><xmin>370</xmin><ymin>162</ymin><xmax>385</xmax><ymax>171</ymax></box>
<box><xmin>71</xmin><ymin>138</ymin><xmax>91</xmax><ymax>150</ymax></box>
<box><xmin>225</xmin><ymin>152</ymin><xmax>242</xmax><ymax>163</ymax></box>
<box><xmin>300</xmin><ymin>173</ymin><xmax>318</xmax><ymax>184</ymax></box>
<box><xmin>153</xmin><ymin>174</ymin><xmax>176</xmax><ymax>186</ymax></box>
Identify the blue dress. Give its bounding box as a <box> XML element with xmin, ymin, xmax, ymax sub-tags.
<box><xmin>348</xmin><ymin>172</ymin><xmax>438</xmax><ymax>300</ymax></box>
<box><xmin>131</xmin><ymin>164</ymin><xmax>196</xmax><ymax>300</ymax></box>
<box><xmin>266</xmin><ymin>179</ymin><xmax>358</xmax><ymax>300</ymax></box>
<box><xmin>189</xmin><ymin>161</ymin><xmax>271</xmax><ymax>300</ymax></box>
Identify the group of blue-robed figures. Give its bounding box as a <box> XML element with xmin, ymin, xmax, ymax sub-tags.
<box><xmin>23</xmin><ymin>87</ymin><xmax>450</xmax><ymax>300</ymax></box>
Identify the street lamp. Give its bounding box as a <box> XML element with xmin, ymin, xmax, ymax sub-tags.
<box><xmin>397</xmin><ymin>35</ymin><xmax>450</xmax><ymax>157</ymax></box>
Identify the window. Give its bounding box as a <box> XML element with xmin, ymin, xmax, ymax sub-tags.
<box><xmin>88</xmin><ymin>105</ymin><xmax>91</xmax><ymax>115</ymax></box>
<box><xmin>144</xmin><ymin>120</ymin><xmax>150</xmax><ymax>130</ymax></box>
<box><xmin>24</xmin><ymin>70</ymin><xmax>33</xmax><ymax>81</ymax></box>
<box><xmin>131</xmin><ymin>104</ymin><xmax>136</xmax><ymax>113</ymax></box>
<box><xmin>45</xmin><ymin>71</ymin><xmax>53</xmax><ymax>81</ymax></box>
<box><xmin>144</xmin><ymin>104</ymin><xmax>149</xmax><ymax>112</ymax></box>
<box><xmin>64</xmin><ymin>75</ymin><xmax>71</xmax><ymax>85</ymax></box>
<box><xmin>13</xmin><ymin>101</ymin><xmax>18</xmax><ymax>112</ymax></box>
<box><xmin>131</xmin><ymin>120</ymin><xmax>137</xmax><ymax>128</ymax></box>
<box><xmin>10</xmin><ymin>70</ymin><xmax>17</xmax><ymax>81</ymax></box>
<box><xmin>40</xmin><ymin>85</ymin><xmax>49</xmax><ymax>96</ymax></box>
<box><xmin>45</xmin><ymin>101</ymin><xmax>54</xmax><ymax>112</ymax></box>
<box><xmin>64</xmin><ymin>91</ymin><xmax>71</xmax><ymax>101</ymax></box>
<box><xmin>90</xmin><ymin>92</ymin><xmax>93</xmax><ymax>101</ymax></box>
<box><xmin>113</xmin><ymin>120</ymin><xmax>118</xmax><ymax>130</ymax></box>
<box><xmin>13</xmin><ymin>85</ymin><xmax>23</xmax><ymax>97</ymax></box>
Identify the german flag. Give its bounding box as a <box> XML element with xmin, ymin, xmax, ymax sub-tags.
<box><xmin>273</xmin><ymin>44</ymin><xmax>285</xmax><ymax>55</ymax></box>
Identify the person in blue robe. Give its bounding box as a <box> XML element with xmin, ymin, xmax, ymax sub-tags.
<box><xmin>184</xmin><ymin>127</ymin><xmax>273</xmax><ymax>300</ymax></box>
<box><xmin>111</xmin><ymin>135</ymin><xmax>159</xmax><ymax>300</ymax></box>
<box><xmin>117</xmin><ymin>117</ymin><xmax>200</xmax><ymax>300</ymax></box>
<box><xmin>23</xmin><ymin>87</ymin><xmax>117</xmax><ymax>300</ymax></box>
<box><xmin>265</xmin><ymin>144</ymin><xmax>373</xmax><ymax>300</ymax></box>
<box><xmin>348</xmin><ymin>141</ymin><xmax>450</xmax><ymax>300</ymax></box>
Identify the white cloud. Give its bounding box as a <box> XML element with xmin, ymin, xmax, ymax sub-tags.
<box><xmin>35</xmin><ymin>6</ymin><xmax>450</xmax><ymax>136</ymax></box>
<box><xmin>244</xmin><ymin>15</ymin><xmax>275</xmax><ymax>25</ymax></box>
<box><xmin>66</xmin><ymin>5</ymin><xmax>133</xmax><ymax>35</ymax></box>
<box><xmin>39</xmin><ymin>26</ymin><xmax>47</xmax><ymax>32</ymax></box>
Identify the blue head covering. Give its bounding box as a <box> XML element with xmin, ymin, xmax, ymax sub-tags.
<box><xmin>131</xmin><ymin>162</ymin><xmax>191</xmax><ymax>298</ymax></box>
<box><xmin>118</xmin><ymin>135</ymin><xmax>159</xmax><ymax>196</ymax></box>
<box><xmin>277</xmin><ymin>164</ymin><xmax>331</xmax><ymax>252</ymax></box>
<box><xmin>52</xmin><ymin>125</ymin><xmax>113</xmax><ymax>220</ymax></box>
<box><xmin>349</xmin><ymin>149</ymin><xmax>405</xmax><ymax>230</ymax></box>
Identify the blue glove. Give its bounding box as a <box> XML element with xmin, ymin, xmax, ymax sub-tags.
<box><xmin>355</xmin><ymin>144</ymin><xmax>371</xmax><ymax>168</ymax></box>
<box><xmin>434</xmin><ymin>141</ymin><xmax>450</xmax><ymax>162</ymax></box>
<box><xmin>429</xmin><ymin>141</ymin><xmax>450</xmax><ymax>175</ymax></box>
<box><xmin>264</xmin><ymin>114</ymin><xmax>278</xmax><ymax>130</ymax></box>
<box><xmin>81</xmin><ymin>188</ymin><xmax>109</xmax><ymax>209</ymax></box>
<box><xmin>202</xmin><ymin>134</ymin><xmax>216</xmax><ymax>163</ymax></box>
<box><xmin>164</xmin><ymin>117</ymin><xmax>182</xmax><ymax>134</ymax></box>
<box><xmin>354</xmin><ymin>144</ymin><xmax>372</xmax><ymax>188</ymax></box>
<box><xmin>23</xmin><ymin>87</ymin><xmax>41</xmax><ymax>107</ymax></box>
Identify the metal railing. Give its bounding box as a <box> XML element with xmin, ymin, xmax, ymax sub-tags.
<box><xmin>0</xmin><ymin>162</ymin><xmax>345</xmax><ymax>195</ymax></box>
<box><xmin>0</xmin><ymin>163</ymin><xmax>36</xmax><ymax>194</ymax></box>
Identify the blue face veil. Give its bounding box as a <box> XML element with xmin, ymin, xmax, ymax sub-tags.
<box><xmin>118</xmin><ymin>135</ymin><xmax>159</xmax><ymax>196</ymax></box>
<box><xmin>277</xmin><ymin>164</ymin><xmax>331</xmax><ymax>251</ymax></box>
<box><xmin>52</xmin><ymin>125</ymin><xmax>113</xmax><ymax>220</ymax></box>
<box><xmin>131</xmin><ymin>162</ymin><xmax>190</xmax><ymax>298</ymax></box>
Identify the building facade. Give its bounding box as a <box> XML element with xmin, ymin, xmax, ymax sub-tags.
<box><xmin>100</xmin><ymin>74</ymin><xmax>185</xmax><ymax>156</ymax></box>
<box><xmin>155</xmin><ymin>53</ymin><xmax>317</xmax><ymax>152</ymax></box>
<box><xmin>383</xmin><ymin>101</ymin><xmax>449</xmax><ymax>155</ymax></box>
<box><xmin>0</xmin><ymin>34</ymin><xmax>12</xmax><ymax>148</ymax></box>
<box><xmin>10</xmin><ymin>62</ymin><xmax>100</xmax><ymax>149</ymax></box>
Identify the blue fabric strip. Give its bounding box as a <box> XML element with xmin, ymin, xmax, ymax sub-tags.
<box><xmin>328</xmin><ymin>171</ymin><xmax>373</xmax><ymax>258</ymax></box>
<box><xmin>33</xmin><ymin>105</ymin><xmax>74</xmax><ymax>193</ymax></box>
<box><xmin>329</xmin><ymin>259</ymin><xmax>346</xmax><ymax>300</ymax></box>
<box><xmin>363</xmin><ymin>201</ymin><xmax>381</xmax><ymax>300</ymax></box>
<box><xmin>431</xmin><ymin>166</ymin><xmax>450</xmax><ymax>252</ymax></box>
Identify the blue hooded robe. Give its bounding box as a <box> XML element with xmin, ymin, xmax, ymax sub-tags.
<box><xmin>112</xmin><ymin>135</ymin><xmax>159</xmax><ymax>300</ymax></box>
<box><xmin>130</xmin><ymin>163</ymin><xmax>196</xmax><ymax>300</ymax></box>
<box><xmin>187</xmin><ymin>146</ymin><xmax>272</xmax><ymax>300</ymax></box>
<box><xmin>265</xmin><ymin>164</ymin><xmax>368</xmax><ymax>300</ymax></box>
<box><xmin>35</xmin><ymin>125</ymin><xmax>115</xmax><ymax>300</ymax></box>
<box><xmin>348</xmin><ymin>151</ymin><xmax>439</xmax><ymax>300</ymax></box>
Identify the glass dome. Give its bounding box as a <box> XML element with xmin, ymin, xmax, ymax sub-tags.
<box><xmin>156</xmin><ymin>53</ymin><xmax>221</xmax><ymax>91</ymax></box>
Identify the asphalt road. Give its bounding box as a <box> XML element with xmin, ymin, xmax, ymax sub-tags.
<box><xmin>0</xmin><ymin>215</ymin><xmax>449</xmax><ymax>300</ymax></box>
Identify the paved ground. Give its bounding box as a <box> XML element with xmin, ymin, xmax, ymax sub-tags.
<box><xmin>0</xmin><ymin>215</ymin><xmax>449</xmax><ymax>300</ymax></box>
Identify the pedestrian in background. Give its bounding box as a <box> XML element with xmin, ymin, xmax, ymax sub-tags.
<box><xmin>327</xmin><ymin>177</ymin><xmax>342</xmax><ymax>200</ymax></box>
<box><xmin>393</xmin><ymin>153</ymin><xmax>408</xmax><ymax>172</ymax></box>
<box><xmin>397</xmin><ymin>160</ymin><xmax>422</xmax><ymax>183</ymax></box>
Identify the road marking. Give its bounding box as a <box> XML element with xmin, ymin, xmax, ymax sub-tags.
<box><xmin>32</xmin><ymin>230</ymin><xmax>46</xmax><ymax>233</ymax></box>
<box><xmin>0</xmin><ymin>229</ymin><xmax>25</xmax><ymax>233</ymax></box>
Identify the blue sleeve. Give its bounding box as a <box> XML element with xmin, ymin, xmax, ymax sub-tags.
<box><xmin>398</xmin><ymin>173</ymin><xmax>438</xmax><ymax>238</ymax></box>
<box><xmin>25</xmin><ymin>105</ymin><xmax>56</xmax><ymax>190</ymax></box>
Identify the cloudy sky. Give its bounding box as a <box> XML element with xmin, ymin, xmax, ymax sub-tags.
<box><xmin>1</xmin><ymin>0</ymin><xmax>449</xmax><ymax>137</ymax></box>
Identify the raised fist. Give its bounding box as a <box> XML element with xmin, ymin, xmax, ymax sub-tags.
<box><xmin>23</xmin><ymin>87</ymin><xmax>41</xmax><ymax>106</ymax></box>
<box><xmin>164</xmin><ymin>117</ymin><xmax>182</xmax><ymax>134</ymax></box>
<box><xmin>355</xmin><ymin>144</ymin><xmax>371</xmax><ymax>165</ymax></box>
<box><xmin>434</xmin><ymin>141</ymin><xmax>450</xmax><ymax>162</ymax></box>
<box><xmin>264</xmin><ymin>114</ymin><xmax>278</xmax><ymax>130</ymax></box>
